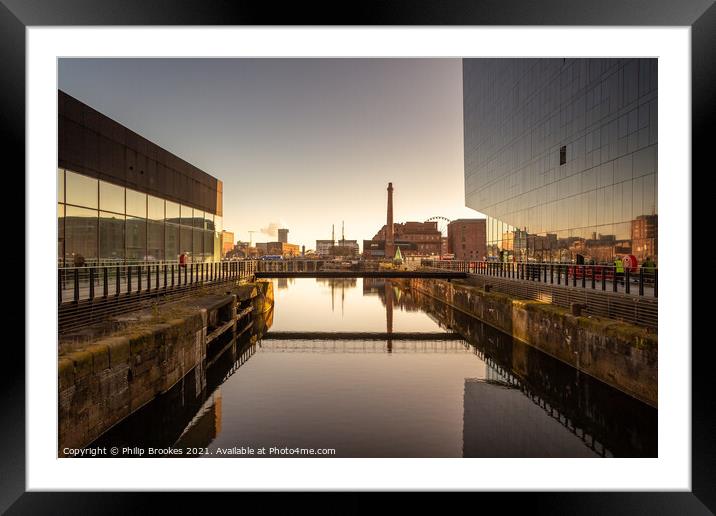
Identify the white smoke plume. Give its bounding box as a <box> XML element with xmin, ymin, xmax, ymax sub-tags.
<box><xmin>260</xmin><ymin>221</ymin><xmax>285</xmax><ymax>238</ymax></box>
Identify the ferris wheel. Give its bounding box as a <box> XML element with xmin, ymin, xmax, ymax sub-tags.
<box><xmin>425</xmin><ymin>216</ymin><xmax>451</xmax><ymax>236</ymax></box>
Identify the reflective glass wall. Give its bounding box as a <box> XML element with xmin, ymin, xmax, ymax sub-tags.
<box><xmin>58</xmin><ymin>169</ymin><xmax>222</xmax><ymax>266</ymax></box>
<box><xmin>463</xmin><ymin>59</ymin><xmax>657</xmax><ymax>264</ymax></box>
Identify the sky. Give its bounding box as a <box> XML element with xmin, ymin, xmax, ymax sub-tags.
<box><xmin>58</xmin><ymin>58</ymin><xmax>484</xmax><ymax>250</ymax></box>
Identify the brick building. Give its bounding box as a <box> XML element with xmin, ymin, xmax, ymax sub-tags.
<box><xmin>447</xmin><ymin>219</ymin><xmax>487</xmax><ymax>261</ymax></box>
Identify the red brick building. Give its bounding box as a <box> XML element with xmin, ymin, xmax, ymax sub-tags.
<box><xmin>371</xmin><ymin>221</ymin><xmax>442</xmax><ymax>256</ymax></box>
<box><xmin>447</xmin><ymin>219</ymin><xmax>487</xmax><ymax>261</ymax></box>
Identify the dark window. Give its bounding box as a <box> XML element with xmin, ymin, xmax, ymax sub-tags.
<box><xmin>560</xmin><ymin>146</ymin><xmax>567</xmax><ymax>165</ymax></box>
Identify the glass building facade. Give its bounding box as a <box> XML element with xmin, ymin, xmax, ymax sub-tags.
<box><xmin>57</xmin><ymin>90</ymin><xmax>225</xmax><ymax>266</ymax></box>
<box><xmin>463</xmin><ymin>59</ymin><xmax>657</xmax><ymax>264</ymax></box>
<box><xmin>58</xmin><ymin>169</ymin><xmax>222</xmax><ymax>265</ymax></box>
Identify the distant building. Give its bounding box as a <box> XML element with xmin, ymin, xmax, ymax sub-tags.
<box><xmin>278</xmin><ymin>228</ymin><xmax>289</xmax><ymax>244</ymax></box>
<box><xmin>447</xmin><ymin>219</ymin><xmax>487</xmax><ymax>261</ymax></box>
<box><xmin>316</xmin><ymin>240</ymin><xmax>335</xmax><ymax>256</ymax></box>
<box><xmin>220</xmin><ymin>230</ymin><xmax>235</xmax><ymax>257</ymax></box>
<box><xmin>368</xmin><ymin>221</ymin><xmax>442</xmax><ymax>257</ymax></box>
<box><xmin>227</xmin><ymin>241</ymin><xmax>257</xmax><ymax>259</ymax></box>
<box><xmin>334</xmin><ymin>239</ymin><xmax>359</xmax><ymax>257</ymax></box>
<box><xmin>362</xmin><ymin>239</ymin><xmax>418</xmax><ymax>258</ymax></box>
<box><xmin>257</xmin><ymin>242</ymin><xmax>300</xmax><ymax>257</ymax></box>
<box><xmin>631</xmin><ymin>215</ymin><xmax>658</xmax><ymax>262</ymax></box>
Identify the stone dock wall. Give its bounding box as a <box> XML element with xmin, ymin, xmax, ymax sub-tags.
<box><xmin>58</xmin><ymin>280</ymin><xmax>273</xmax><ymax>454</ymax></box>
<box><xmin>410</xmin><ymin>278</ymin><xmax>657</xmax><ymax>407</ymax></box>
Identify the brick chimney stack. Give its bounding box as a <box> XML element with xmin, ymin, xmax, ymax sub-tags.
<box><xmin>385</xmin><ymin>182</ymin><xmax>394</xmax><ymax>258</ymax></box>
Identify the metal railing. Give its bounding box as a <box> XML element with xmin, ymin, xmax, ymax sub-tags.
<box><xmin>58</xmin><ymin>259</ymin><xmax>258</xmax><ymax>334</ymax></box>
<box><xmin>422</xmin><ymin>260</ymin><xmax>657</xmax><ymax>297</ymax></box>
<box><xmin>421</xmin><ymin>260</ymin><xmax>657</xmax><ymax>329</ymax></box>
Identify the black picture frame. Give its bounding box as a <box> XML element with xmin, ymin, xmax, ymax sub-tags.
<box><xmin>3</xmin><ymin>0</ymin><xmax>711</xmax><ymax>512</ymax></box>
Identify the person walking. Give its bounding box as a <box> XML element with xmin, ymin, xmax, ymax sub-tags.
<box><xmin>179</xmin><ymin>252</ymin><xmax>187</xmax><ymax>269</ymax></box>
<box><xmin>642</xmin><ymin>256</ymin><xmax>656</xmax><ymax>283</ymax></box>
<box><xmin>614</xmin><ymin>255</ymin><xmax>624</xmax><ymax>287</ymax></box>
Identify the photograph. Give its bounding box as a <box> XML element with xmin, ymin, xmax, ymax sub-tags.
<box><xmin>2</xmin><ymin>2</ymin><xmax>707</xmax><ymax>506</ymax></box>
<box><xmin>56</xmin><ymin>57</ymin><xmax>658</xmax><ymax>459</ymax></box>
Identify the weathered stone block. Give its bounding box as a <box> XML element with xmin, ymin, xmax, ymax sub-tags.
<box><xmin>87</xmin><ymin>343</ymin><xmax>110</xmax><ymax>373</ymax></box>
<box><xmin>58</xmin><ymin>357</ymin><xmax>75</xmax><ymax>391</ymax></box>
<box><xmin>106</xmin><ymin>336</ymin><xmax>130</xmax><ymax>367</ymax></box>
<box><xmin>69</xmin><ymin>350</ymin><xmax>93</xmax><ymax>380</ymax></box>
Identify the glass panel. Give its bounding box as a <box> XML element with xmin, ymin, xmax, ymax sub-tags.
<box><xmin>205</xmin><ymin>212</ymin><xmax>215</xmax><ymax>232</ymax></box>
<box><xmin>180</xmin><ymin>205</ymin><xmax>193</xmax><ymax>227</ymax></box>
<box><xmin>99</xmin><ymin>211</ymin><xmax>125</xmax><ymax>263</ymax></box>
<box><xmin>57</xmin><ymin>203</ymin><xmax>65</xmax><ymax>266</ymax></box>
<box><xmin>57</xmin><ymin>169</ymin><xmax>64</xmax><ymax>204</ymax></box>
<box><xmin>99</xmin><ymin>181</ymin><xmax>125</xmax><ymax>214</ymax></box>
<box><xmin>165</xmin><ymin>223</ymin><xmax>180</xmax><ymax>262</ymax></box>
<box><xmin>65</xmin><ymin>205</ymin><xmax>98</xmax><ymax>263</ymax></box>
<box><xmin>193</xmin><ymin>228</ymin><xmax>203</xmax><ymax>257</ymax></box>
<box><xmin>203</xmin><ymin>230</ymin><xmax>213</xmax><ymax>261</ymax></box>
<box><xmin>126</xmin><ymin>189</ymin><xmax>147</xmax><ymax>218</ymax></box>
<box><xmin>213</xmin><ymin>231</ymin><xmax>221</xmax><ymax>262</ymax></box>
<box><xmin>214</xmin><ymin>215</ymin><xmax>222</xmax><ymax>234</ymax></box>
<box><xmin>65</xmin><ymin>170</ymin><xmax>98</xmax><ymax>209</ymax></box>
<box><xmin>165</xmin><ymin>201</ymin><xmax>180</xmax><ymax>224</ymax></box>
<box><xmin>148</xmin><ymin>195</ymin><xmax>165</xmax><ymax>221</ymax></box>
<box><xmin>126</xmin><ymin>215</ymin><xmax>147</xmax><ymax>261</ymax></box>
<box><xmin>147</xmin><ymin>219</ymin><xmax>164</xmax><ymax>261</ymax></box>
<box><xmin>180</xmin><ymin>225</ymin><xmax>193</xmax><ymax>258</ymax></box>
<box><xmin>193</xmin><ymin>210</ymin><xmax>205</xmax><ymax>229</ymax></box>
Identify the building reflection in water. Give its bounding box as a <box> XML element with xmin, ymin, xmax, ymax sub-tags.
<box><xmin>315</xmin><ymin>278</ymin><xmax>356</xmax><ymax>315</ymax></box>
<box><xmin>86</xmin><ymin>304</ymin><xmax>272</xmax><ymax>455</ymax></box>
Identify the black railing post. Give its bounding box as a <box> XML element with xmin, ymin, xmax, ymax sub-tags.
<box><xmin>602</xmin><ymin>267</ymin><xmax>606</xmax><ymax>291</ymax></box>
<box><xmin>550</xmin><ymin>264</ymin><xmax>553</xmax><ymax>284</ymax></box>
<box><xmin>89</xmin><ymin>268</ymin><xmax>95</xmax><ymax>300</ymax></box>
<box><xmin>156</xmin><ymin>264</ymin><xmax>160</xmax><ymax>290</ymax></box>
<box><xmin>639</xmin><ymin>267</ymin><xmax>644</xmax><ymax>296</ymax></box>
<box><xmin>654</xmin><ymin>269</ymin><xmax>658</xmax><ymax>297</ymax></box>
<box><xmin>171</xmin><ymin>264</ymin><xmax>175</xmax><ymax>287</ymax></box>
<box><xmin>581</xmin><ymin>266</ymin><xmax>586</xmax><ymax>288</ymax></box>
<box><xmin>138</xmin><ymin>265</ymin><xmax>142</xmax><ymax>292</ymax></box>
<box><xmin>58</xmin><ymin>273</ymin><xmax>63</xmax><ymax>303</ymax></box>
<box><xmin>116</xmin><ymin>266</ymin><xmax>122</xmax><ymax>296</ymax></box>
<box><xmin>163</xmin><ymin>264</ymin><xmax>168</xmax><ymax>289</ymax></box>
<box><xmin>103</xmin><ymin>267</ymin><xmax>109</xmax><ymax>297</ymax></box>
<box><xmin>573</xmin><ymin>266</ymin><xmax>577</xmax><ymax>287</ymax></box>
<box><xmin>190</xmin><ymin>263</ymin><xmax>194</xmax><ymax>285</ymax></box>
<box><xmin>73</xmin><ymin>268</ymin><xmax>79</xmax><ymax>303</ymax></box>
<box><xmin>625</xmin><ymin>268</ymin><xmax>630</xmax><ymax>294</ymax></box>
<box><xmin>613</xmin><ymin>266</ymin><xmax>618</xmax><ymax>292</ymax></box>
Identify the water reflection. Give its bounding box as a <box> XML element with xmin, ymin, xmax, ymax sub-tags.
<box><xmin>88</xmin><ymin>278</ymin><xmax>656</xmax><ymax>457</ymax></box>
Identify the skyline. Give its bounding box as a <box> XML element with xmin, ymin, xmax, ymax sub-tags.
<box><xmin>58</xmin><ymin>58</ymin><xmax>484</xmax><ymax>251</ymax></box>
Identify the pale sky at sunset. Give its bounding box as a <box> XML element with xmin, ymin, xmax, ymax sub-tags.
<box><xmin>59</xmin><ymin>58</ymin><xmax>484</xmax><ymax>250</ymax></box>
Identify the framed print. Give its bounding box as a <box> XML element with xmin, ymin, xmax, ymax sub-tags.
<box><xmin>3</xmin><ymin>0</ymin><xmax>712</xmax><ymax>512</ymax></box>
